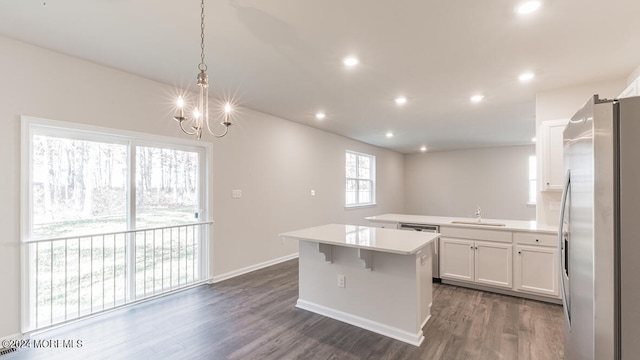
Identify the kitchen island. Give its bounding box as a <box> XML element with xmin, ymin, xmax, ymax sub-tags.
<box><xmin>280</xmin><ymin>224</ymin><xmax>439</xmax><ymax>346</ymax></box>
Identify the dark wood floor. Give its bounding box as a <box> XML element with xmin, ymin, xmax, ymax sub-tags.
<box><xmin>6</xmin><ymin>259</ymin><xmax>564</xmax><ymax>360</ymax></box>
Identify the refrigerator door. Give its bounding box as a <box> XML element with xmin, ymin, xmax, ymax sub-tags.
<box><xmin>617</xmin><ymin>96</ymin><xmax>640</xmax><ymax>359</ymax></box>
<box><xmin>562</xmin><ymin>97</ymin><xmax>596</xmax><ymax>360</ymax></box>
<box><xmin>592</xmin><ymin>98</ymin><xmax>616</xmax><ymax>360</ymax></box>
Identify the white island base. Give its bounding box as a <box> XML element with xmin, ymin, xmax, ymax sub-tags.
<box><xmin>281</xmin><ymin>224</ymin><xmax>437</xmax><ymax>346</ymax></box>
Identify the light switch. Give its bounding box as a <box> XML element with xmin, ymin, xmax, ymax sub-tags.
<box><xmin>337</xmin><ymin>274</ymin><xmax>346</xmax><ymax>288</ymax></box>
<box><xmin>232</xmin><ymin>189</ymin><xmax>242</xmax><ymax>199</ymax></box>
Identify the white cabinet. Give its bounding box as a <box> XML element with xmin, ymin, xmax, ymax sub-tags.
<box><xmin>440</xmin><ymin>237</ymin><xmax>512</xmax><ymax>289</ymax></box>
<box><xmin>475</xmin><ymin>241</ymin><xmax>512</xmax><ymax>288</ymax></box>
<box><xmin>440</xmin><ymin>238</ymin><xmax>474</xmax><ymax>282</ymax></box>
<box><xmin>619</xmin><ymin>74</ymin><xmax>640</xmax><ymax>98</ymax></box>
<box><xmin>619</xmin><ymin>80</ymin><xmax>638</xmax><ymax>98</ymax></box>
<box><xmin>513</xmin><ymin>233</ymin><xmax>559</xmax><ymax>297</ymax></box>
<box><xmin>540</xmin><ymin>119</ymin><xmax>568</xmax><ymax>191</ymax></box>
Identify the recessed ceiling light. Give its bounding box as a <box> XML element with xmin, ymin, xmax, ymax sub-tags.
<box><xmin>395</xmin><ymin>96</ymin><xmax>407</xmax><ymax>105</ymax></box>
<box><xmin>420</xmin><ymin>146</ymin><xmax>427</xmax><ymax>152</ymax></box>
<box><xmin>315</xmin><ymin>112</ymin><xmax>325</xmax><ymax>120</ymax></box>
<box><xmin>519</xmin><ymin>72</ymin><xmax>535</xmax><ymax>82</ymax></box>
<box><xmin>386</xmin><ymin>132</ymin><xmax>394</xmax><ymax>138</ymax></box>
<box><xmin>343</xmin><ymin>56</ymin><xmax>359</xmax><ymax>67</ymax></box>
<box><xmin>470</xmin><ymin>94</ymin><xmax>484</xmax><ymax>103</ymax></box>
<box><xmin>515</xmin><ymin>1</ymin><xmax>541</xmax><ymax>15</ymax></box>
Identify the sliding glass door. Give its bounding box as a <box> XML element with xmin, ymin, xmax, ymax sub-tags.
<box><xmin>22</xmin><ymin>117</ymin><xmax>211</xmax><ymax>332</ymax></box>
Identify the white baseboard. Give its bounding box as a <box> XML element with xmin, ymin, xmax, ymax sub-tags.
<box><xmin>212</xmin><ymin>253</ymin><xmax>299</xmax><ymax>283</ymax></box>
<box><xmin>420</xmin><ymin>314</ymin><xmax>431</xmax><ymax>330</ymax></box>
<box><xmin>296</xmin><ymin>299</ymin><xmax>424</xmax><ymax>347</ymax></box>
<box><xmin>1</xmin><ymin>333</ymin><xmax>24</xmax><ymax>341</ymax></box>
<box><xmin>441</xmin><ymin>279</ymin><xmax>562</xmax><ymax>304</ymax></box>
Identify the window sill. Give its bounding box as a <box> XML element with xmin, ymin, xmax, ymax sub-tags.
<box><xmin>345</xmin><ymin>203</ymin><xmax>377</xmax><ymax>210</ymax></box>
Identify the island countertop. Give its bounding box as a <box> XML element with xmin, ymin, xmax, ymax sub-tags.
<box><xmin>365</xmin><ymin>214</ymin><xmax>557</xmax><ymax>234</ymax></box>
<box><xmin>280</xmin><ymin>223</ymin><xmax>438</xmax><ymax>255</ymax></box>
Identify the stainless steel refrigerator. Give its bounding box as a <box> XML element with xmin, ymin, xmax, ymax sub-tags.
<box><xmin>560</xmin><ymin>94</ymin><xmax>640</xmax><ymax>360</ymax></box>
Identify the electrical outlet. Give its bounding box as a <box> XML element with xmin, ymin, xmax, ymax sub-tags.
<box><xmin>337</xmin><ymin>274</ymin><xmax>346</xmax><ymax>288</ymax></box>
<box><xmin>231</xmin><ymin>189</ymin><xmax>242</xmax><ymax>199</ymax></box>
<box><xmin>310</xmin><ymin>189</ymin><xmax>316</xmax><ymax>196</ymax></box>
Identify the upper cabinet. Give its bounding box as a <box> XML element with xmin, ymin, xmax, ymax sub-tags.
<box><xmin>540</xmin><ymin>119</ymin><xmax>568</xmax><ymax>191</ymax></box>
<box><xmin>619</xmin><ymin>76</ymin><xmax>639</xmax><ymax>98</ymax></box>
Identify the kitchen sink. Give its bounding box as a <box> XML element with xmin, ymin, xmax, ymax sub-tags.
<box><xmin>450</xmin><ymin>221</ymin><xmax>506</xmax><ymax>227</ymax></box>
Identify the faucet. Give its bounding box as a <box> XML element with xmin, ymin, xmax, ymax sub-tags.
<box><xmin>474</xmin><ymin>205</ymin><xmax>482</xmax><ymax>222</ymax></box>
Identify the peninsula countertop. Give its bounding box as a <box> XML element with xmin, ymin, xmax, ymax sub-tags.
<box><xmin>365</xmin><ymin>214</ymin><xmax>557</xmax><ymax>234</ymax></box>
<box><xmin>280</xmin><ymin>223</ymin><xmax>438</xmax><ymax>255</ymax></box>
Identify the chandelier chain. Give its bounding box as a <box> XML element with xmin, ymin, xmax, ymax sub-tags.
<box><xmin>198</xmin><ymin>0</ymin><xmax>207</xmax><ymax>71</ymax></box>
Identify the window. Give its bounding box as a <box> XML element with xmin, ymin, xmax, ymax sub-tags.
<box><xmin>345</xmin><ymin>151</ymin><xmax>375</xmax><ymax>207</ymax></box>
<box><xmin>30</xmin><ymin>135</ymin><xmax>129</xmax><ymax>239</ymax></box>
<box><xmin>22</xmin><ymin>117</ymin><xmax>211</xmax><ymax>331</ymax></box>
<box><xmin>529</xmin><ymin>155</ymin><xmax>537</xmax><ymax>204</ymax></box>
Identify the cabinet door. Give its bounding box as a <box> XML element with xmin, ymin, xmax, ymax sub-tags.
<box><xmin>541</xmin><ymin>119</ymin><xmax>569</xmax><ymax>191</ymax></box>
<box><xmin>619</xmin><ymin>78</ymin><xmax>638</xmax><ymax>98</ymax></box>
<box><xmin>514</xmin><ymin>245</ymin><xmax>559</xmax><ymax>297</ymax></box>
<box><xmin>474</xmin><ymin>241</ymin><xmax>512</xmax><ymax>289</ymax></box>
<box><xmin>440</xmin><ymin>237</ymin><xmax>474</xmax><ymax>282</ymax></box>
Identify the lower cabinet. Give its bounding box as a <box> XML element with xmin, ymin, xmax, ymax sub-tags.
<box><xmin>439</xmin><ymin>238</ymin><xmax>474</xmax><ymax>282</ymax></box>
<box><xmin>513</xmin><ymin>244</ymin><xmax>559</xmax><ymax>297</ymax></box>
<box><xmin>440</xmin><ymin>237</ymin><xmax>513</xmax><ymax>289</ymax></box>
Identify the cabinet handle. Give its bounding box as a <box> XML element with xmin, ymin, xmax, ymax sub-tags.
<box><xmin>535</xmin><ymin>239</ymin><xmax>539</xmax><ymax>242</ymax></box>
<box><xmin>470</xmin><ymin>246</ymin><xmax>474</xmax><ymax>249</ymax></box>
<box><xmin>475</xmin><ymin>246</ymin><xmax>478</xmax><ymax>250</ymax></box>
<box><xmin>518</xmin><ymin>251</ymin><xmax>522</xmax><ymax>255</ymax></box>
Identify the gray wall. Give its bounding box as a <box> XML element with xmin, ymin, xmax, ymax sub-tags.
<box><xmin>0</xmin><ymin>35</ymin><xmax>405</xmax><ymax>338</ymax></box>
<box><xmin>404</xmin><ymin>145</ymin><xmax>536</xmax><ymax>221</ymax></box>
<box><xmin>210</xmin><ymin>107</ymin><xmax>406</xmax><ymax>276</ymax></box>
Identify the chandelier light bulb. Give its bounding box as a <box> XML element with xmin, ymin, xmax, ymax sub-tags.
<box><xmin>222</xmin><ymin>102</ymin><xmax>234</xmax><ymax>128</ymax></box>
<box><xmin>173</xmin><ymin>96</ymin><xmax>186</xmax><ymax>121</ymax></box>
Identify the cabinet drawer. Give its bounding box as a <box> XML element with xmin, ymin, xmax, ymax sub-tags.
<box><xmin>513</xmin><ymin>232</ymin><xmax>557</xmax><ymax>247</ymax></box>
<box><xmin>440</xmin><ymin>227</ymin><xmax>511</xmax><ymax>243</ymax></box>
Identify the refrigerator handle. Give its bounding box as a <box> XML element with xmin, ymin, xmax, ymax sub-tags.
<box><xmin>558</xmin><ymin>169</ymin><xmax>571</xmax><ymax>326</ymax></box>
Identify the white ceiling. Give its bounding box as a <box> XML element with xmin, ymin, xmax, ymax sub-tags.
<box><xmin>1</xmin><ymin>0</ymin><xmax>640</xmax><ymax>153</ymax></box>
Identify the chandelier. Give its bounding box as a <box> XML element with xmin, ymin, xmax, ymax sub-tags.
<box><xmin>173</xmin><ymin>0</ymin><xmax>233</xmax><ymax>139</ymax></box>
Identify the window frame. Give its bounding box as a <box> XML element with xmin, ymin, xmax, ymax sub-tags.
<box><xmin>345</xmin><ymin>150</ymin><xmax>376</xmax><ymax>208</ymax></box>
<box><xmin>20</xmin><ymin>116</ymin><xmax>213</xmax><ymax>332</ymax></box>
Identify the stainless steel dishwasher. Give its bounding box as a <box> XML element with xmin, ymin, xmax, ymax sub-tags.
<box><xmin>398</xmin><ymin>223</ymin><xmax>440</xmax><ymax>281</ymax></box>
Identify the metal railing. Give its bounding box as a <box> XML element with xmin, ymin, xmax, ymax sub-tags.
<box><xmin>24</xmin><ymin>222</ymin><xmax>211</xmax><ymax>332</ymax></box>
